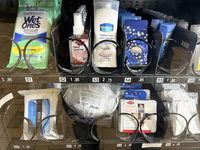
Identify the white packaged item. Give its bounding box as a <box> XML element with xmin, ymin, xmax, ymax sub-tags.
<box><xmin>161</xmin><ymin>84</ymin><xmax>188</xmax><ymax>100</ymax></box>
<box><xmin>93</xmin><ymin>0</ymin><xmax>119</xmax><ymax>68</ymax></box>
<box><xmin>119</xmin><ymin>99</ymin><xmax>157</xmax><ymax>133</ymax></box>
<box><xmin>0</xmin><ymin>93</ymin><xmax>14</xmax><ymax>109</ymax></box>
<box><xmin>18</xmin><ymin>88</ymin><xmax>63</xmax><ymax>140</ymax></box>
<box><xmin>171</xmin><ymin>92</ymin><xmax>200</xmax><ymax>136</ymax></box>
<box><xmin>62</xmin><ymin>84</ymin><xmax>120</xmax><ymax>118</ymax></box>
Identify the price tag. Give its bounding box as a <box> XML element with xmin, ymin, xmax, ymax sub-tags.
<box><xmin>156</xmin><ymin>78</ymin><xmax>164</xmax><ymax>83</ymax></box>
<box><xmin>170</xmin><ymin>78</ymin><xmax>176</xmax><ymax>83</ymax></box>
<box><xmin>74</xmin><ymin>78</ymin><xmax>80</xmax><ymax>82</ymax></box>
<box><xmin>1</xmin><ymin>77</ymin><xmax>5</xmax><ymax>82</ymax></box>
<box><xmin>25</xmin><ymin>77</ymin><xmax>33</xmax><ymax>83</ymax></box>
<box><xmin>59</xmin><ymin>77</ymin><xmax>66</xmax><ymax>83</ymax></box>
<box><xmin>138</xmin><ymin>78</ymin><xmax>145</xmax><ymax>82</ymax></box>
<box><xmin>124</xmin><ymin>78</ymin><xmax>131</xmax><ymax>83</ymax></box>
<box><xmin>142</xmin><ymin>143</ymin><xmax>162</xmax><ymax>148</ymax></box>
<box><xmin>92</xmin><ymin>77</ymin><xmax>99</xmax><ymax>83</ymax></box>
<box><xmin>102</xmin><ymin>77</ymin><xmax>106</xmax><ymax>82</ymax></box>
<box><xmin>116</xmin><ymin>144</ymin><xmax>122</xmax><ymax>147</ymax></box>
<box><xmin>187</xmin><ymin>78</ymin><xmax>195</xmax><ymax>83</ymax></box>
<box><xmin>13</xmin><ymin>145</ymin><xmax>20</xmax><ymax>149</ymax></box>
<box><xmin>66</xmin><ymin>145</ymin><xmax>72</xmax><ymax>148</ymax></box>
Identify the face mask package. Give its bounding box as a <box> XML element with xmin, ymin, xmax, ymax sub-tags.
<box><xmin>62</xmin><ymin>83</ymin><xmax>120</xmax><ymax>121</ymax></box>
<box><xmin>18</xmin><ymin>88</ymin><xmax>63</xmax><ymax>140</ymax></box>
<box><xmin>7</xmin><ymin>0</ymin><xmax>62</xmax><ymax>69</ymax></box>
<box><xmin>170</xmin><ymin>92</ymin><xmax>200</xmax><ymax>136</ymax></box>
<box><xmin>160</xmin><ymin>84</ymin><xmax>200</xmax><ymax>137</ymax></box>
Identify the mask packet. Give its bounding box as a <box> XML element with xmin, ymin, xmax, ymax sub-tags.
<box><xmin>7</xmin><ymin>0</ymin><xmax>61</xmax><ymax>69</ymax></box>
<box><xmin>18</xmin><ymin>88</ymin><xmax>63</xmax><ymax>140</ymax></box>
<box><xmin>62</xmin><ymin>84</ymin><xmax>120</xmax><ymax>118</ymax></box>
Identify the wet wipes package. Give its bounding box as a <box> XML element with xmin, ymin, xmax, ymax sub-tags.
<box><xmin>119</xmin><ymin>99</ymin><xmax>157</xmax><ymax>133</ymax></box>
<box><xmin>7</xmin><ymin>0</ymin><xmax>61</xmax><ymax>69</ymax></box>
<box><xmin>124</xmin><ymin>89</ymin><xmax>150</xmax><ymax>100</ymax></box>
<box><xmin>124</xmin><ymin>20</ymin><xmax>148</xmax><ymax>67</ymax></box>
<box><xmin>18</xmin><ymin>88</ymin><xmax>63</xmax><ymax>140</ymax></box>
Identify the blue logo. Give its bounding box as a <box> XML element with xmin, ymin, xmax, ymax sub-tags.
<box><xmin>100</xmin><ymin>23</ymin><xmax>114</xmax><ymax>32</ymax></box>
<box><xmin>22</xmin><ymin>16</ymin><xmax>42</xmax><ymax>29</ymax></box>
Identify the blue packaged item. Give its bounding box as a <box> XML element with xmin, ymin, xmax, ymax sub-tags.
<box><xmin>151</xmin><ymin>18</ymin><xmax>165</xmax><ymax>30</ymax></box>
<box><xmin>120</xmin><ymin>15</ymin><xmax>141</xmax><ymax>27</ymax></box>
<box><xmin>159</xmin><ymin>22</ymin><xmax>176</xmax><ymax>61</ymax></box>
<box><xmin>124</xmin><ymin>20</ymin><xmax>148</xmax><ymax>67</ymax></box>
<box><xmin>124</xmin><ymin>90</ymin><xmax>150</xmax><ymax>100</ymax></box>
<box><xmin>118</xmin><ymin>12</ymin><xmax>132</xmax><ymax>20</ymax></box>
<box><xmin>121</xmin><ymin>83</ymin><xmax>142</xmax><ymax>89</ymax></box>
<box><xmin>28</xmin><ymin>99</ymin><xmax>50</xmax><ymax>135</ymax></box>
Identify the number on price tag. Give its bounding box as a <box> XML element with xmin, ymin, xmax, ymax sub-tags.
<box><xmin>59</xmin><ymin>77</ymin><xmax>66</xmax><ymax>83</ymax></box>
<box><xmin>124</xmin><ymin>78</ymin><xmax>131</xmax><ymax>83</ymax></box>
<box><xmin>92</xmin><ymin>77</ymin><xmax>99</xmax><ymax>83</ymax></box>
<box><xmin>117</xmin><ymin>144</ymin><xmax>122</xmax><ymax>147</ymax></box>
<box><xmin>156</xmin><ymin>78</ymin><xmax>164</xmax><ymax>83</ymax></box>
<box><xmin>187</xmin><ymin>78</ymin><xmax>195</xmax><ymax>83</ymax></box>
<box><xmin>25</xmin><ymin>77</ymin><xmax>33</xmax><ymax>82</ymax></box>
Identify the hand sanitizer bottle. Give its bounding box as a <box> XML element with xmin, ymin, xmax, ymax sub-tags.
<box><xmin>69</xmin><ymin>13</ymin><xmax>89</xmax><ymax>67</ymax></box>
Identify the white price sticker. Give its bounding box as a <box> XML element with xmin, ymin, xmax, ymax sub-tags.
<box><xmin>74</xmin><ymin>78</ymin><xmax>80</xmax><ymax>82</ymax></box>
<box><xmin>25</xmin><ymin>77</ymin><xmax>33</xmax><ymax>82</ymax></box>
<box><xmin>66</xmin><ymin>145</ymin><xmax>72</xmax><ymax>148</ymax></box>
<box><xmin>59</xmin><ymin>77</ymin><xmax>66</xmax><ymax>83</ymax></box>
<box><xmin>142</xmin><ymin>143</ymin><xmax>162</xmax><ymax>148</ymax></box>
<box><xmin>13</xmin><ymin>145</ymin><xmax>20</xmax><ymax>149</ymax></box>
<box><xmin>92</xmin><ymin>77</ymin><xmax>99</xmax><ymax>83</ymax></box>
<box><xmin>117</xmin><ymin>144</ymin><xmax>122</xmax><ymax>147</ymax></box>
<box><xmin>187</xmin><ymin>78</ymin><xmax>195</xmax><ymax>83</ymax></box>
<box><xmin>124</xmin><ymin>78</ymin><xmax>131</xmax><ymax>83</ymax></box>
<box><xmin>170</xmin><ymin>78</ymin><xmax>176</xmax><ymax>83</ymax></box>
<box><xmin>156</xmin><ymin>78</ymin><xmax>164</xmax><ymax>83</ymax></box>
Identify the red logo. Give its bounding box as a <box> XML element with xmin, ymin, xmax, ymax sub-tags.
<box><xmin>127</xmin><ymin>101</ymin><xmax>134</xmax><ymax>104</ymax></box>
<box><xmin>75</xmin><ymin>41</ymin><xmax>85</xmax><ymax>46</ymax></box>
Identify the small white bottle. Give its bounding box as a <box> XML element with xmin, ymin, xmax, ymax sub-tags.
<box><xmin>69</xmin><ymin>13</ymin><xmax>89</xmax><ymax>67</ymax></box>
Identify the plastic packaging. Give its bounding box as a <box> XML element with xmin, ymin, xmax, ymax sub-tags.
<box><xmin>171</xmin><ymin>92</ymin><xmax>200</xmax><ymax>136</ymax></box>
<box><xmin>7</xmin><ymin>0</ymin><xmax>61</xmax><ymax>69</ymax></box>
<box><xmin>18</xmin><ymin>88</ymin><xmax>63</xmax><ymax>140</ymax></box>
<box><xmin>124</xmin><ymin>20</ymin><xmax>148</xmax><ymax>67</ymax></box>
<box><xmin>119</xmin><ymin>99</ymin><xmax>157</xmax><ymax>133</ymax></box>
<box><xmin>93</xmin><ymin>0</ymin><xmax>119</xmax><ymax>68</ymax></box>
<box><xmin>62</xmin><ymin>83</ymin><xmax>120</xmax><ymax>118</ymax></box>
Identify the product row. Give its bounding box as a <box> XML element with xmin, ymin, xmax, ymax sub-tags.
<box><xmin>0</xmin><ymin>0</ymin><xmax>200</xmax><ymax>76</ymax></box>
<box><xmin>0</xmin><ymin>83</ymin><xmax>200</xmax><ymax>148</ymax></box>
